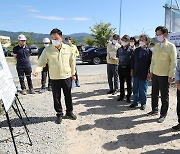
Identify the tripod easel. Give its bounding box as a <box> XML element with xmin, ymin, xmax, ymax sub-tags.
<box><xmin>0</xmin><ymin>93</ymin><xmax>32</xmax><ymax>154</ymax></box>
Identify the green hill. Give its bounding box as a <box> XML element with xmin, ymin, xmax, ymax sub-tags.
<box><xmin>0</xmin><ymin>30</ymin><xmax>91</xmax><ymax>44</ymax></box>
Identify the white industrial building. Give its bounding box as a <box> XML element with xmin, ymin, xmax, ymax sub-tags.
<box><xmin>0</xmin><ymin>35</ymin><xmax>11</xmax><ymax>48</ymax></box>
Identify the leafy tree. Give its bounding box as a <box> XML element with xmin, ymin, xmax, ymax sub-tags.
<box><xmin>7</xmin><ymin>40</ymin><xmax>18</xmax><ymax>52</ymax></box>
<box><xmin>36</xmin><ymin>43</ymin><xmax>44</xmax><ymax>49</ymax></box>
<box><xmin>90</xmin><ymin>22</ymin><xmax>116</xmax><ymax>47</ymax></box>
<box><xmin>25</xmin><ymin>32</ymin><xmax>35</xmax><ymax>46</ymax></box>
<box><xmin>71</xmin><ymin>38</ymin><xmax>78</xmax><ymax>46</ymax></box>
<box><xmin>84</xmin><ymin>37</ymin><xmax>96</xmax><ymax>46</ymax></box>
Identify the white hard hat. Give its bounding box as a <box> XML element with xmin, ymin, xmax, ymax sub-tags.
<box><xmin>43</xmin><ymin>37</ymin><xmax>50</xmax><ymax>43</ymax></box>
<box><xmin>18</xmin><ymin>34</ymin><xmax>27</xmax><ymax>41</ymax></box>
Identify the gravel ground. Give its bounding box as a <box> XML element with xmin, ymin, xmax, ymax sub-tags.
<box><xmin>0</xmin><ymin>89</ymin><xmax>66</xmax><ymax>154</ymax></box>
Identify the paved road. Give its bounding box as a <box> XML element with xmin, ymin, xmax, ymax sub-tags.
<box><xmin>8</xmin><ymin>59</ymin><xmax>107</xmax><ymax>80</ymax></box>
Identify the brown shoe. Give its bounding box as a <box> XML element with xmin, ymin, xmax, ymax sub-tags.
<box><xmin>29</xmin><ymin>89</ymin><xmax>35</xmax><ymax>94</ymax></box>
<box><xmin>21</xmin><ymin>89</ymin><xmax>27</xmax><ymax>95</ymax></box>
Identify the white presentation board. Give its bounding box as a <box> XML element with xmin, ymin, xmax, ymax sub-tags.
<box><xmin>168</xmin><ymin>32</ymin><xmax>180</xmax><ymax>59</ymax></box>
<box><xmin>0</xmin><ymin>42</ymin><xmax>17</xmax><ymax>111</ymax></box>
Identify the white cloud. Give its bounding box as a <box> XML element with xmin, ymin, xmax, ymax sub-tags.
<box><xmin>34</xmin><ymin>15</ymin><xmax>65</xmax><ymax>21</ymax></box>
<box><xmin>33</xmin><ymin>15</ymin><xmax>92</xmax><ymax>21</ymax></box>
<box><xmin>16</xmin><ymin>5</ymin><xmax>32</xmax><ymax>9</ymax></box>
<box><xmin>72</xmin><ymin>17</ymin><xmax>91</xmax><ymax>21</ymax></box>
<box><xmin>28</xmin><ymin>9</ymin><xmax>40</xmax><ymax>13</ymax></box>
<box><xmin>16</xmin><ymin>5</ymin><xmax>40</xmax><ymax>13</ymax></box>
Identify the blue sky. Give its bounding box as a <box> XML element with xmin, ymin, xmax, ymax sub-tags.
<box><xmin>0</xmin><ymin>0</ymin><xmax>179</xmax><ymax>37</ymax></box>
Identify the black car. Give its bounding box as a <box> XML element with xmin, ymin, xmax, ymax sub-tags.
<box><xmin>82</xmin><ymin>47</ymin><xmax>107</xmax><ymax>65</ymax></box>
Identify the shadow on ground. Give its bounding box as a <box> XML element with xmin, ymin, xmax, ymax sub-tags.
<box><xmin>74</xmin><ymin>88</ymin><xmax>179</xmax><ymax>152</ymax></box>
<box><xmin>0</xmin><ymin>116</ymin><xmax>55</xmax><ymax>128</ymax></box>
<box><xmin>102</xmin><ymin>128</ymin><xmax>180</xmax><ymax>151</ymax></box>
<box><xmin>76</xmin><ymin>113</ymin><xmax>157</xmax><ymax>131</ymax></box>
<box><xmin>72</xmin><ymin>89</ymin><xmax>109</xmax><ymax>100</ymax></box>
<box><xmin>141</xmin><ymin>149</ymin><xmax>180</xmax><ymax>154</ymax></box>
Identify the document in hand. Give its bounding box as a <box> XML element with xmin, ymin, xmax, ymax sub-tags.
<box><xmin>109</xmin><ymin>52</ymin><xmax>116</xmax><ymax>59</ymax></box>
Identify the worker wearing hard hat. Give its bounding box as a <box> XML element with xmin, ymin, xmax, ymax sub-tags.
<box><xmin>38</xmin><ymin>37</ymin><xmax>51</xmax><ymax>93</ymax></box>
<box><xmin>65</xmin><ymin>36</ymin><xmax>80</xmax><ymax>87</ymax></box>
<box><xmin>13</xmin><ymin>34</ymin><xmax>35</xmax><ymax>95</ymax></box>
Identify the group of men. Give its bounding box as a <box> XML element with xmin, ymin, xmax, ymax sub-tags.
<box><xmin>13</xmin><ymin>26</ymin><xmax>180</xmax><ymax>130</ymax></box>
<box><xmin>106</xmin><ymin>26</ymin><xmax>180</xmax><ymax>131</ymax></box>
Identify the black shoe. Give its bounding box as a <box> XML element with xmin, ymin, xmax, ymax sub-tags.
<box><xmin>55</xmin><ymin>116</ymin><xmax>63</xmax><ymax>124</ymax></box>
<box><xmin>129</xmin><ymin>104</ymin><xmax>138</xmax><ymax>108</ymax></box>
<box><xmin>147</xmin><ymin>111</ymin><xmax>158</xmax><ymax>116</ymax></box>
<box><xmin>172</xmin><ymin>124</ymin><xmax>180</xmax><ymax>131</ymax></box>
<box><xmin>48</xmin><ymin>86</ymin><xmax>52</xmax><ymax>91</ymax></box>
<box><xmin>140</xmin><ymin>105</ymin><xmax>146</xmax><ymax>110</ymax></box>
<box><xmin>107</xmin><ymin>90</ymin><xmax>114</xmax><ymax>94</ymax></box>
<box><xmin>157</xmin><ymin>116</ymin><xmax>166</xmax><ymax>123</ymax></box>
<box><xmin>117</xmin><ymin>96</ymin><xmax>124</xmax><ymax>101</ymax></box>
<box><xmin>64</xmin><ymin>113</ymin><xmax>77</xmax><ymax>120</ymax></box>
<box><xmin>126</xmin><ymin>98</ymin><xmax>131</xmax><ymax>103</ymax></box>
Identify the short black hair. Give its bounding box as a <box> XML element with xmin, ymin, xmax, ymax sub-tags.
<box><xmin>139</xmin><ymin>34</ymin><xmax>149</xmax><ymax>42</ymax></box>
<box><xmin>113</xmin><ymin>34</ymin><xmax>119</xmax><ymax>39</ymax></box>
<box><xmin>150</xmin><ymin>42</ymin><xmax>155</xmax><ymax>46</ymax></box>
<box><xmin>122</xmin><ymin>35</ymin><xmax>130</xmax><ymax>40</ymax></box>
<box><xmin>130</xmin><ymin>37</ymin><xmax>136</xmax><ymax>43</ymax></box>
<box><xmin>65</xmin><ymin>36</ymin><xmax>71</xmax><ymax>40</ymax></box>
<box><xmin>135</xmin><ymin>40</ymin><xmax>139</xmax><ymax>46</ymax></box>
<box><xmin>155</xmin><ymin>26</ymin><xmax>168</xmax><ymax>34</ymax></box>
<box><xmin>50</xmin><ymin>28</ymin><xmax>62</xmax><ymax>36</ymax></box>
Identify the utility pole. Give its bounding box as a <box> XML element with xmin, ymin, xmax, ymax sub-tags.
<box><xmin>119</xmin><ymin>0</ymin><xmax>122</xmax><ymax>37</ymax></box>
<box><xmin>170</xmin><ymin>0</ymin><xmax>173</xmax><ymax>32</ymax></box>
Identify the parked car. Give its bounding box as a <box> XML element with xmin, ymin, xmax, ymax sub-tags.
<box><xmin>3</xmin><ymin>48</ymin><xmax>11</xmax><ymax>57</ymax></box>
<box><xmin>85</xmin><ymin>46</ymin><xmax>94</xmax><ymax>51</ymax></box>
<box><xmin>30</xmin><ymin>45</ymin><xmax>38</xmax><ymax>55</ymax></box>
<box><xmin>77</xmin><ymin>45</ymin><xmax>94</xmax><ymax>57</ymax></box>
<box><xmin>82</xmin><ymin>47</ymin><xmax>107</xmax><ymax>65</ymax></box>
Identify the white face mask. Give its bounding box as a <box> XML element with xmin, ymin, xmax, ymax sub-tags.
<box><xmin>156</xmin><ymin>35</ymin><xmax>164</xmax><ymax>42</ymax></box>
<box><xmin>139</xmin><ymin>41</ymin><xmax>146</xmax><ymax>47</ymax></box>
<box><xmin>44</xmin><ymin>44</ymin><xmax>49</xmax><ymax>47</ymax></box>
<box><xmin>66</xmin><ymin>41</ymin><xmax>71</xmax><ymax>46</ymax></box>
<box><xmin>121</xmin><ymin>41</ymin><xmax>129</xmax><ymax>46</ymax></box>
<box><xmin>150</xmin><ymin>47</ymin><xmax>154</xmax><ymax>51</ymax></box>
<box><xmin>130</xmin><ymin>42</ymin><xmax>134</xmax><ymax>46</ymax></box>
<box><xmin>112</xmin><ymin>40</ymin><xmax>117</xmax><ymax>45</ymax></box>
<box><xmin>52</xmin><ymin>40</ymin><xmax>60</xmax><ymax>46</ymax></box>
